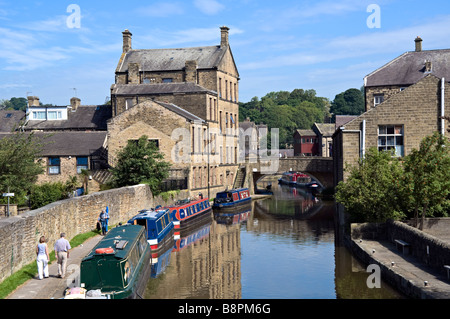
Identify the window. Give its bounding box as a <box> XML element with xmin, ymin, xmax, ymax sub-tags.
<box><xmin>76</xmin><ymin>157</ymin><xmax>88</xmax><ymax>174</ymax></box>
<box><xmin>33</xmin><ymin>111</ymin><xmax>46</xmax><ymax>120</ymax></box>
<box><xmin>378</xmin><ymin>125</ymin><xmax>404</xmax><ymax>156</ymax></box>
<box><xmin>374</xmin><ymin>94</ymin><xmax>384</xmax><ymax>106</ymax></box>
<box><xmin>48</xmin><ymin>157</ymin><xmax>60</xmax><ymax>174</ymax></box>
<box><xmin>125</xmin><ymin>98</ymin><xmax>133</xmax><ymax>110</ymax></box>
<box><xmin>162</xmin><ymin>78</ymin><xmax>173</xmax><ymax>83</ymax></box>
<box><xmin>47</xmin><ymin>111</ymin><xmax>62</xmax><ymax>120</ymax></box>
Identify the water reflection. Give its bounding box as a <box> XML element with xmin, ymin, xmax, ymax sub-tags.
<box><xmin>144</xmin><ymin>182</ymin><xmax>404</xmax><ymax>299</ymax></box>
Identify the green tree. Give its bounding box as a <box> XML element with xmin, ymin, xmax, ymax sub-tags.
<box><xmin>111</xmin><ymin>135</ymin><xmax>171</xmax><ymax>195</ymax></box>
<box><xmin>0</xmin><ymin>132</ymin><xmax>45</xmax><ymax>205</ymax></box>
<box><xmin>29</xmin><ymin>182</ymin><xmax>67</xmax><ymax>209</ymax></box>
<box><xmin>335</xmin><ymin>148</ymin><xmax>406</xmax><ymax>222</ymax></box>
<box><xmin>330</xmin><ymin>88</ymin><xmax>364</xmax><ymax>117</ymax></box>
<box><xmin>403</xmin><ymin>132</ymin><xmax>450</xmax><ymax>229</ymax></box>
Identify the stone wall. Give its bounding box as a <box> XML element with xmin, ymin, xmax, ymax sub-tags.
<box><xmin>351</xmin><ymin>219</ymin><xmax>450</xmax><ymax>275</ymax></box>
<box><xmin>0</xmin><ymin>184</ymin><xmax>190</xmax><ymax>284</ymax></box>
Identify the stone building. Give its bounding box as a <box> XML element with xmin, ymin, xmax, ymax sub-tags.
<box><xmin>109</xmin><ymin>26</ymin><xmax>241</xmax><ymax>197</ymax></box>
<box><xmin>333</xmin><ymin>37</ymin><xmax>450</xmax><ymax>185</ymax></box>
<box><xmin>23</xmin><ymin>96</ymin><xmax>111</xmax><ymax>192</ymax></box>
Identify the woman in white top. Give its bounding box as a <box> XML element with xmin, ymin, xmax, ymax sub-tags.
<box><xmin>36</xmin><ymin>236</ymin><xmax>50</xmax><ymax>280</ymax></box>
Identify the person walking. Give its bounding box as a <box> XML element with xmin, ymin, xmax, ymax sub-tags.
<box><xmin>54</xmin><ymin>233</ymin><xmax>71</xmax><ymax>279</ymax></box>
<box><xmin>36</xmin><ymin>236</ymin><xmax>50</xmax><ymax>280</ymax></box>
<box><xmin>98</xmin><ymin>210</ymin><xmax>109</xmax><ymax>235</ymax></box>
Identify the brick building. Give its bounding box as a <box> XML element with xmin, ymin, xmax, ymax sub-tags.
<box><xmin>333</xmin><ymin>37</ymin><xmax>450</xmax><ymax>185</ymax></box>
<box><xmin>109</xmin><ymin>26</ymin><xmax>240</xmax><ymax>197</ymax></box>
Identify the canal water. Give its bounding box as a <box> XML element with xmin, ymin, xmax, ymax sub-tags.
<box><xmin>144</xmin><ymin>181</ymin><xmax>404</xmax><ymax>299</ymax></box>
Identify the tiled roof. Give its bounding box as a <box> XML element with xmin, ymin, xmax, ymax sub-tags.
<box><xmin>365</xmin><ymin>49</ymin><xmax>450</xmax><ymax>87</ymax></box>
<box><xmin>0</xmin><ymin>110</ymin><xmax>25</xmax><ymax>132</ymax></box>
<box><xmin>0</xmin><ymin>131</ymin><xmax>107</xmax><ymax>156</ymax></box>
<box><xmin>25</xmin><ymin>105</ymin><xmax>112</xmax><ymax>131</ymax></box>
<box><xmin>313</xmin><ymin>123</ymin><xmax>335</xmax><ymax>136</ymax></box>
<box><xmin>295</xmin><ymin>129</ymin><xmax>316</xmax><ymax>136</ymax></box>
<box><xmin>111</xmin><ymin>82</ymin><xmax>216</xmax><ymax>96</ymax></box>
<box><xmin>117</xmin><ymin>46</ymin><xmax>226</xmax><ymax>73</ymax></box>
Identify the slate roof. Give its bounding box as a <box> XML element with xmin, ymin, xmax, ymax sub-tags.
<box><xmin>335</xmin><ymin>115</ymin><xmax>358</xmax><ymax>129</ymax></box>
<box><xmin>313</xmin><ymin>123</ymin><xmax>335</xmax><ymax>137</ymax></box>
<box><xmin>0</xmin><ymin>131</ymin><xmax>107</xmax><ymax>156</ymax></box>
<box><xmin>294</xmin><ymin>129</ymin><xmax>316</xmax><ymax>136</ymax></box>
<box><xmin>117</xmin><ymin>46</ymin><xmax>226</xmax><ymax>73</ymax></box>
<box><xmin>154</xmin><ymin>101</ymin><xmax>204</xmax><ymax>122</ymax></box>
<box><xmin>24</xmin><ymin>105</ymin><xmax>112</xmax><ymax>131</ymax></box>
<box><xmin>111</xmin><ymin>82</ymin><xmax>216</xmax><ymax>96</ymax></box>
<box><xmin>0</xmin><ymin>110</ymin><xmax>26</xmax><ymax>132</ymax></box>
<box><xmin>365</xmin><ymin>49</ymin><xmax>450</xmax><ymax>87</ymax></box>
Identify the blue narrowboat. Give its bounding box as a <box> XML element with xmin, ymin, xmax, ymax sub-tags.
<box><xmin>167</xmin><ymin>197</ymin><xmax>212</xmax><ymax>239</ymax></box>
<box><xmin>212</xmin><ymin>188</ymin><xmax>251</xmax><ymax>211</ymax></box>
<box><xmin>79</xmin><ymin>224</ymin><xmax>151</xmax><ymax>299</ymax></box>
<box><xmin>127</xmin><ymin>208</ymin><xmax>175</xmax><ymax>255</ymax></box>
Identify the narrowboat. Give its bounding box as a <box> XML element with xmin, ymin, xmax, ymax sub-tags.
<box><xmin>127</xmin><ymin>208</ymin><xmax>175</xmax><ymax>255</ymax></box>
<box><xmin>214</xmin><ymin>205</ymin><xmax>251</xmax><ymax>225</ymax></box>
<box><xmin>79</xmin><ymin>224</ymin><xmax>152</xmax><ymax>299</ymax></box>
<box><xmin>278</xmin><ymin>172</ymin><xmax>304</xmax><ymax>185</ymax></box>
<box><xmin>167</xmin><ymin>197</ymin><xmax>212</xmax><ymax>239</ymax></box>
<box><xmin>212</xmin><ymin>188</ymin><xmax>251</xmax><ymax>211</ymax></box>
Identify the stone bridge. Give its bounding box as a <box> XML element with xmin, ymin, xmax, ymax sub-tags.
<box><xmin>236</xmin><ymin>157</ymin><xmax>334</xmax><ymax>194</ymax></box>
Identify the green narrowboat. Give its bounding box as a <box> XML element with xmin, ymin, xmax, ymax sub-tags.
<box><xmin>80</xmin><ymin>224</ymin><xmax>152</xmax><ymax>299</ymax></box>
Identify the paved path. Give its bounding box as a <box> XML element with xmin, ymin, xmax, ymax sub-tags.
<box><xmin>7</xmin><ymin>235</ymin><xmax>102</xmax><ymax>299</ymax></box>
<box><xmin>355</xmin><ymin>239</ymin><xmax>450</xmax><ymax>298</ymax></box>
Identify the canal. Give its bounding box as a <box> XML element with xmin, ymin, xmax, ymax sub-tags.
<box><xmin>144</xmin><ymin>181</ymin><xmax>404</xmax><ymax>299</ymax></box>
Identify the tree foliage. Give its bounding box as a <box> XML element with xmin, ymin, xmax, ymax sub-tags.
<box><xmin>336</xmin><ymin>132</ymin><xmax>450</xmax><ymax>225</ymax></box>
<box><xmin>111</xmin><ymin>135</ymin><xmax>171</xmax><ymax>195</ymax></box>
<box><xmin>335</xmin><ymin>147</ymin><xmax>406</xmax><ymax>223</ymax></box>
<box><xmin>239</xmin><ymin>89</ymin><xmax>329</xmax><ymax>148</ymax></box>
<box><xmin>330</xmin><ymin>88</ymin><xmax>365</xmax><ymax>118</ymax></box>
<box><xmin>0</xmin><ymin>132</ymin><xmax>45</xmax><ymax>205</ymax></box>
<box><xmin>402</xmin><ymin>132</ymin><xmax>450</xmax><ymax>228</ymax></box>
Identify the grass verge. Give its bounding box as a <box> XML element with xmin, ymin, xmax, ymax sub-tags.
<box><xmin>0</xmin><ymin>229</ymin><xmax>100</xmax><ymax>299</ymax></box>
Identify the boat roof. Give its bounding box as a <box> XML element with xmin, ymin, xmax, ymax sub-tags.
<box><xmin>83</xmin><ymin>224</ymin><xmax>144</xmax><ymax>260</ymax></box>
<box><xmin>218</xmin><ymin>188</ymin><xmax>248</xmax><ymax>194</ymax></box>
<box><xmin>129</xmin><ymin>208</ymin><xmax>169</xmax><ymax>221</ymax></box>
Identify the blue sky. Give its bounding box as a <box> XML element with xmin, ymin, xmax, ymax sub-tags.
<box><xmin>1</xmin><ymin>0</ymin><xmax>450</xmax><ymax>106</ymax></box>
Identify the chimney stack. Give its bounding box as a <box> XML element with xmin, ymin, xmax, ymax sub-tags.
<box><xmin>220</xmin><ymin>26</ymin><xmax>230</xmax><ymax>48</ymax></box>
<box><xmin>70</xmin><ymin>97</ymin><xmax>81</xmax><ymax>111</ymax></box>
<box><xmin>185</xmin><ymin>60</ymin><xmax>198</xmax><ymax>83</ymax></box>
<box><xmin>27</xmin><ymin>96</ymin><xmax>40</xmax><ymax>107</ymax></box>
<box><xmin>415</xmin><ymin>36</ymin><xmax>422</xmax><ymax>52</ymax></box>
<box><xmin>122</xmin><ymin>29</ymin><xmax>132</xmax><ymax>53</ymax></box>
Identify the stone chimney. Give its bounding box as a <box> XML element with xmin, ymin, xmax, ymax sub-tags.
<box><xmin>70</xmin><ymin>97</ymin><xmax>81</xmax><ymax>111</ymax></box>
<box><xmin>122</xmin><ymin>29</ymin><xmax>132</xmax><ymax>53</ymax></box>
<box><xmin>185</xmin><ymin>60</ymin><xmax>198</xmax><ymax>83</ymax></box>
<box><xmin>220</xmin><ymin>26</ymin><xmax>230</xmax><ymax>48</ymax></box>
<box><xmin>425</xmin><ymin>60</ymin><xmax>432</xmax><ymax>73</ymax></box>
<box><xmin>415</xmin><ymin>36</ymin><xmax>422</xmax><ymax>52</ymax></box>
<box><xmin>127</xmin><ymin>62</ymin><xmax>140</xmax><ymax>84</ymax></box>
<box><xmin>27</xmin><ymin>96</ymin><xmax>40</xmax><ymax>106</ymax></box>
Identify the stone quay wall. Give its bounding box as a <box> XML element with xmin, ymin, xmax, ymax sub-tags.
<box><xmin>351</xmin><ymin>218</ymin><xmax>450</xmax><ymax>276</ymax></box>
<box><xmin>0</xmin><ymin>184</ymin><xmax>189</xmax><ymax>284</ymax></box>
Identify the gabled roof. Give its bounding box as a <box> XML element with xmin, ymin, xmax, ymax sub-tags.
<box><xmin>313</xmin><ymin>123</ymin><xmax>335</xmax><ymax>136</ymax></box>
<box><xmin>335</xmin><ymin>115</ymin><xmax>358</xmax><ymax>129</ymax></box>
<box><xmin>111</xmin><ymin>82</ymin><xmax>216</xmax><ymax>96</ymax></box>
<box><xmin>117</xmin><ymin>46</ymin><xmax>226</xmax><ymax>73</ymax></box>
<box><xmin>0</xmin><ymin>110</ymin><xmax>25</xmax><ymax>132</ymax></box>
<box><xmin>154</xmin><ymin>101</ymin><xmax>204</xmax><ymax>122</ymax></box>
<box><xmin>0</xmin><ymin>131</ymin><xmax>107</xmax><ymax>156</ymax></box>
<box><xmin>25</xmin><ymin>105</ymin><xmax>112</xmax><ymax>131</ymax></box>
<box><xmin>294</xmin><ymin>129</ymin><xmax>315</xmax><ymax>137</ymax></box>
<box><xmin>365</xmin><ymin>49</ymin><xmax>450</xmax><ymax>87</ymax></box>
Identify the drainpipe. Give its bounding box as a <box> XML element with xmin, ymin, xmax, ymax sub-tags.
<box><xmin>441</xmin><ymin>78</ymin><xmax>445</xmax><ymax>136</ymax></box>
<box><xmin>361</xmin><ymin>120</ymin><xmax>366</xmax><ymax>158</ymax></box>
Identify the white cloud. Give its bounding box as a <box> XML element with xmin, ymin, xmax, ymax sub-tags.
<box><xmin>193</xmin><ymin>0</ymin><xmax>224</xmax><ymax>15</ymax></box>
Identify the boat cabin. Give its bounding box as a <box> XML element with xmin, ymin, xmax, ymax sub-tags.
<box><xmin>80</xmin><ymin>224</ymin><xmax>150</xmax><ymax>299</ymax></box>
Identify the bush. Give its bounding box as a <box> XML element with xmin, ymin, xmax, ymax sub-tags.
<box><xmin>29</xmin><ymin>182</ymin><xmax>68</xmax><ymax>209</ymax></box>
